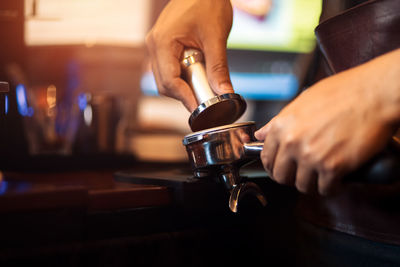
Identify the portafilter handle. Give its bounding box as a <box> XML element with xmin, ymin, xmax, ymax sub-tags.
<box><xmin>243</xmin><ymin>141</ymin><xmax>264</xmax><ymax>157</ymax></box>
<box><xmin>229</xmin><ymin>138</ymin><xmax>400</xmax><ymax>212</ymax></box>
<box><xmin>242</xmin><ymin>139</ymin><xmax>400</xmax><ymax>185</ymax></box>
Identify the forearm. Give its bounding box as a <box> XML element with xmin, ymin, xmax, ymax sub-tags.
<box><xmin>362</xmin><ymin>48</ymin><xmax>400</xmax><ymax>129</ymax></box>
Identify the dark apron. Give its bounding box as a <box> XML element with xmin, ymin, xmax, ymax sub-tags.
<box><xmin>297</xmin><ymin>0</ymin><xmax>400</xmax><ymax>248</ymax></box>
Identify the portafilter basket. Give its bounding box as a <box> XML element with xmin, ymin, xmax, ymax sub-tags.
<box><xmin>183</xmin><ymin>121</ymin><xmax>267</xmax><ymax>213</ymax></box>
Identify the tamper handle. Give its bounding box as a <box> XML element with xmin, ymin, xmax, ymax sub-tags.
<box><xmin>181</xmin><ymin>49</ymin><xmax>215</xmax><ymax>104</ymax></box>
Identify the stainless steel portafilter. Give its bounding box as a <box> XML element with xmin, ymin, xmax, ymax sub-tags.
<box><xmin>181</xmin><ymin>49</ymin><xmax>246</xmax><ymax>132</ymax></box>
<box><xmin>183</xmin><ymin>121</ymin><xmax>267</xmax><ymax>213</ymax></box>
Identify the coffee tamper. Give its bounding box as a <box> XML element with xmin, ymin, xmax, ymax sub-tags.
<box><xmin>181</xmin><ymin>49</ymin><xmax>246</xmax><ymax>132</ymax></box>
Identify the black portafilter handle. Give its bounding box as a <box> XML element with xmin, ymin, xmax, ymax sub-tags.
<box><xmin>343</xmin><ymin>139</ymin><xmax>400</xmax><ymax>184</ymax></box>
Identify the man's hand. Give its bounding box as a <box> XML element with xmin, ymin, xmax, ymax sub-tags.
<box><xmin>146</xmin><ymin>0</ymin><xmax>234</xmax><ymax>112</ymax></box>
<box><xmin>255</xmin><ymin>49</ymin><xmax>400</xmax><ymax>195</ymax></box>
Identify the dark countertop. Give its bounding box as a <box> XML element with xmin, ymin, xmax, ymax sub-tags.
<box><xmin>0</xmin><ymin>156</ymin><xmax>299</xmax><ymax>266</ymax></box>
<box><xmin>1</xmin><ymin>170</ymin><xmax>172</xmax><ymax>213</ymax></box>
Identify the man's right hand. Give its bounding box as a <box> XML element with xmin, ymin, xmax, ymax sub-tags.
<box><xmin>145</xmin><ymin>0</ymin><xmax>234</xmax><ymax>112</ymax></box>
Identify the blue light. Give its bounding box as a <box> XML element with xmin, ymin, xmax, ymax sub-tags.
<box><xmin>16</xmin><ymin>84</ymin><xmax>33</xmax><ymax>117</ymax></box>
<box><xmin>230</xmin><ymin>72</ymin><xmax>298</xmax><ymax>100</ymax></box>
<box><xmin>78</xmin><ymin>93</ymin><xmax>87</xmax><ymax>111</ymax></box>
<box><xmin>0</xmin><ymin>181</ymin><xmax>8</xmax><ymax>196</ymax></box>
<box><xmin>140</xmin><ymin>72</ymin><xmax>159</xmax><ymax>96</ymax></box>
<box><xmin>5</xmin><ymin>95</ymin><xmax>8</xmax><ymax>114</ymax></box>
<box><xmin>140</xmin><ymin>71</ymin><xmax>298</xmax><ymax>100</ymax></box>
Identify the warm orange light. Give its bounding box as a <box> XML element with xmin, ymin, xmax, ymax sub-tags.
<box><xmin>24</xmin><ymin>0</ymin><xmax>151</xmax><ymax>46</ymax></box>
<box><xmin>46</xmin><ymin>84</ymin><xmax>56</xmax><ymax>108</ymax></box>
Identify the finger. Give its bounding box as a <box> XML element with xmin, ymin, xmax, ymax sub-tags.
<box><xmin>254</xmin><ymin>122</ymin><xmax>272</xmax><ymax>141</ymax></box>
<box><xmin>260</xmin><ymin>134</ymin><xmax>279</xmax><ymax>178</ymax></box>
<box><xmin>202</xmin><ymin>39</ymin><xmax>234</xmax><ymax>95</ymax></box>
<box><xmin>272</xmin><ymin>146</ymin><xmax>296</xmax><ymax>186</ymax></box>
<box><xmin>155</xmin><ymin>44</ymin><xmax>198</xmax><ymax>111</ymax></box>
<box><xmin>295</xmin><ymin>165</ymin><xmax>318</xmax><ymax>194</ymax></box>
<box><xmin>318</xmin><ymin>171</ymin><xmax>343</xmax><ymax>196</ymax></box>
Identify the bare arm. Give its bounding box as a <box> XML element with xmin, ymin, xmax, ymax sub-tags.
<box><xmin>255</xmin><ymin>48</ymin><xmax>400</xmax><ymax>195</ymax></box>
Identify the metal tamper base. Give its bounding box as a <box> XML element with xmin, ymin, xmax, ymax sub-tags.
<box><xmin>181</xmin><ymin>48</ymin><xmax>247</xmax><ymax>132</ymax></box>
<box><xmin>189</xmin><ymin>93</ymin><xmax>246</xmax><ymax>132</ymax></box>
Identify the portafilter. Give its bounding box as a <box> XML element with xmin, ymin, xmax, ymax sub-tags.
<box><xmin>181</xmin><ymin>49</ymin><xmax>267</xmax><ymax>213</ymax></box>
<box><xmin>183</xmin><ymin>122</ymin><xmax>267</xmax><ymax>213</ymax></box>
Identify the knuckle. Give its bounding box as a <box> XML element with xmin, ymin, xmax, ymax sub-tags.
<box><xmin>320</xmin><ymin>159</ymin><xmax>341</xmax><ymax>174</ymax></box>
<box><xmin>161</xmin><ymin>78</ymin><xmax>177</xmax><ymax>92</ymax></box>
<box><xmin>300</xmin><ymin>145</ymin><xmax>318</xmax><ymax>166</ymax></box>
<box><xmin>211</xmin><ymin>62</ymin><xmax>229</xmax><ymax>75</ymax></box>
<box><xmin>269</xmin><ymin>117</ymin><xmax>284</xmax><ymax>134</ymax></box>
<box><xmin>282</xmin><ymin>133</ymin><xmax>296</xmax><ymax>149</ymax></box>
<box><xmin>301</xmin><ymin>150</ymin><xmax>313</xmax><ymax>164</ymax></box>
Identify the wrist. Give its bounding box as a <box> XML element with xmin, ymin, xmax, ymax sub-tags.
<box><xmin>363</xmin><ymin>48</ymin><xmax>400</xmax><ymax>129</ymax></box>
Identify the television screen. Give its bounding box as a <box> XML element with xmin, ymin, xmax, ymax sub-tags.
<box><xmin>228</xmin><ymin>0</ymin><xmax>322</xmax><ymax>53</ymax></box>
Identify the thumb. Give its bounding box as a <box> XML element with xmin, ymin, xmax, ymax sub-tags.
<box><xmin>203</xmin><ymin>40</ymin><xmax>234</xmax><ymax>95</ymax></box>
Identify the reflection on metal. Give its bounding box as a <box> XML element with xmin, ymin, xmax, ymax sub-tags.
<box><xmin>0</xmin><ymin>181</ymin><xmax>7</xmax><ymax>196</ymax></box>
<box><xmin>181</xmin><ymin>49</ymin><xmax>246</xmax><ymax>131</ymax></box>
<box><xmin>46</xmin><ymin>84</ymin><xmax>57</xmax><ymax>108</ymax></box>
<box><xmin>0</xmin><ymin>82</ymin><xmax>9</xmax><ymax>93</ymax></box>
<box><xmin>78</xmin><ymin>93</ymin><xmax>88</xmax><ymax>110</ymax></box>
<box><xmin>5</xmin><ymin>95</ymin><xmax>9</xmax><ymax>114</ymax></box>
<box><xmin>229</xmin><ymin>182</ymin><xmax>268</xmax><ymax>213</ymax></box>
<box><xmin>183</xmin><ymin>122</ymin><xmax>267</xmax><ymax>213</ymax></box>
<box><xmin>83</xmin><ymin>105</ymin><xmax>93</xmax><ymax>126</ymax></box>
<box><xmin>16</xmin><ymin>84</ymin><xmax>34</xmax><ymax>117</ymax></box>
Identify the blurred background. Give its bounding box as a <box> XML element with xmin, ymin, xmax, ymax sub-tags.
<box><xmin>0</xmin><ymin>0</ymin><xmax>322</xmax><ymax>169</ymax></box>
